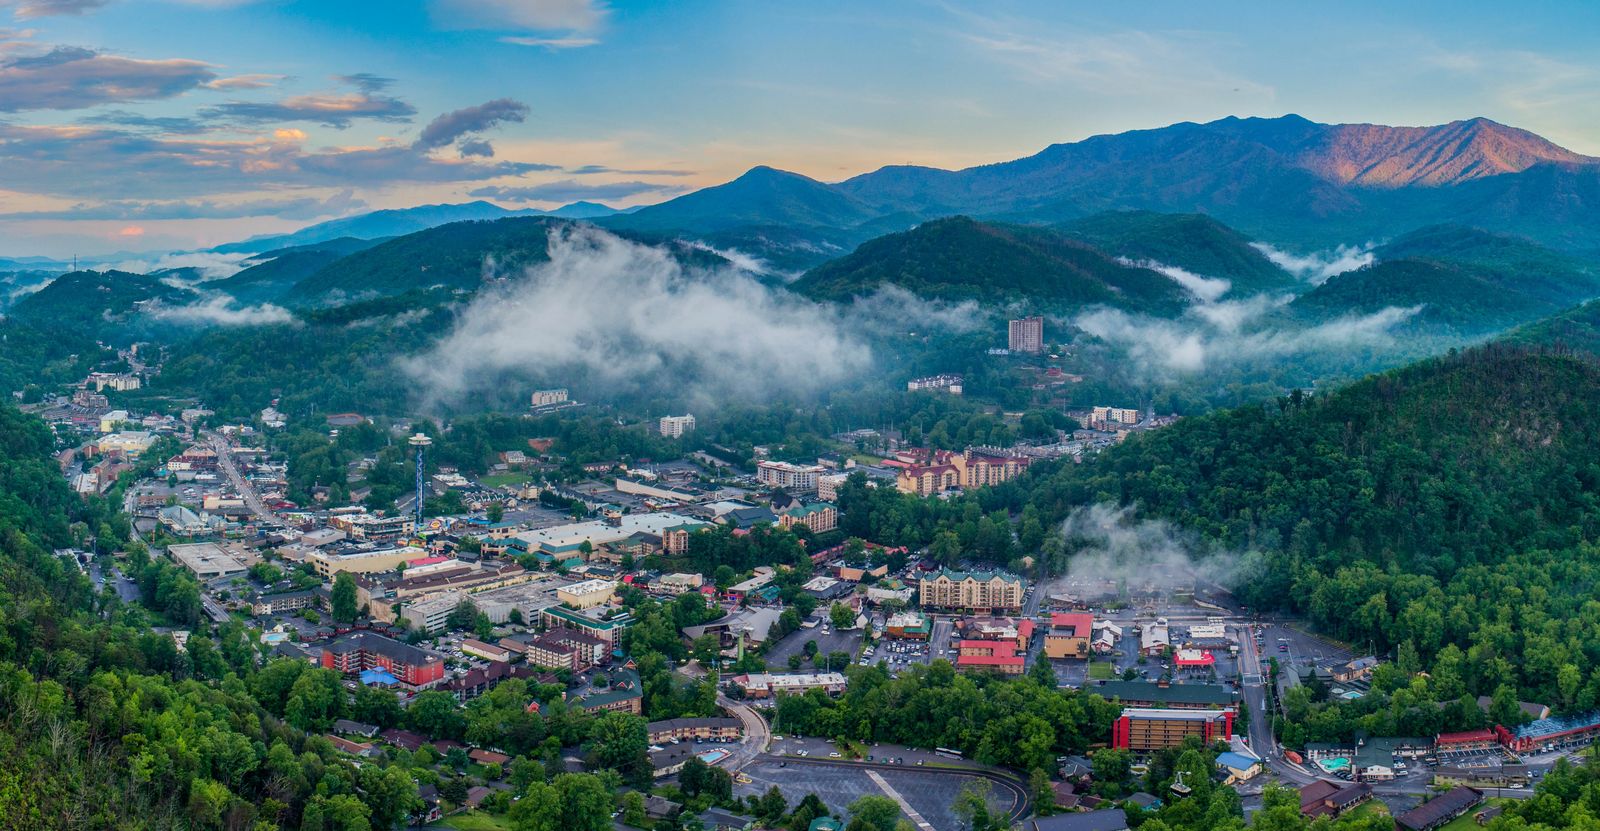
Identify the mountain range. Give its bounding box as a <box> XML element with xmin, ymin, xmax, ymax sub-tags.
<box><xmin>210</xmin><ymin>200</ymin><xmax>631</xmax><ymax>255</ymax></box>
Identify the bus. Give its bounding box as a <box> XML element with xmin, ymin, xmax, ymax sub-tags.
<box><xmin>935</xmin><ymin>747</ymin><xmax>963</xmax><ymax>759</ymax></box>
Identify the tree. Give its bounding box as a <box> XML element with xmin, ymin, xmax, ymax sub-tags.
<box><xmin>1092</xmin><ymin>749</ymin><xmax>1132</xmax><ymax>787</ymax></box>
<box><xmin>332</xmin><ymin>572</ymin><xmax>359</xmax><ymax>622</ymax></box>
<box><xmin>407</xmin><ymin>690</ymin><xmax>466</xmax><ymax>739</ymax></box>
<box><xmin>756</xmin><ymin>786</ymin><xmax>788</xmax><ymax>824</ymax></box>
<box><xmin>847</xmin><ymin>795</ymin><xmax>901</xmax><ymax>831</ymax></box>
<box><xmin>829</xmin><ymin>603</ymin><xmax>855</xmax><ymax>630</ymax></box>
<box><xmin>952</xmin><ymin>781</ymin><xmax>1003</xmax><ymax>831</ymax></box>
<box><xmin>589</xmin><ymin>711</ymin><xmax>650</xmax><ymax>785</ymax></box>
<box><xmin>622</xmin><ymin>791</ymin><xmax>648</xmax><ymax>827</ymax></box>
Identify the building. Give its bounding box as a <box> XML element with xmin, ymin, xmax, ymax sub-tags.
<box><xmin>1298</xmin><ymin>780</ymin><xmax>1372</xmax><ymax>820</ymax></box>
<box><xmin>98</xmin><ymin>431</ymin><xmax>156</xmax><ymax>457</ymax></box>
<box><xmin>1044</xmin><ymin>612</ymin><xmax>1094</xmax><ymax>659</ymax></box>
<box><xmin>907</xmin><ymin>374</ymin><xmax>963</xmax><ymax>394</ymax></box>
<box><xmin>918</xmin><ymin>568</ymin><xmax>1024</xmax><ymax>611</ymax></box>
<box><xmin>556</xmin><ymin>578</ymin><xmax>617</xmax><ymax>609</ymax></box>
<box><xmin>895</xmin><ymin>448</ymin><xmax>1033</xmax><ymax>497</ymax></box>
<box><xmin>520</xmin><ymin>632</ymin><xmax>579</xmax><ymax>671</ymax></box>
<box><xmin>1095</xmin><ymin>680</ymin><xmax>1235</xmax><ymax>710</ymax></box>
<box><xmin>778</xmin><ymin>503</ymin><xmax>838</xmax><ymax>533</ymax></box>
<box><xmin>510</xmin><ymin>513</ymin><xmax>707</xmax><ymax>561</ymax></box>
<box><xmin>659</xmin><ymin>414</ymin><xmax>696</xmax><ymax>438</ymax></box>
<box><xmin>541</xmin><ymin>604</ymin><xmax>631</xmax><ymax>645</ymax></box>
<box><xmin>956</xmin><ymin>640</ymin><xmax>1024</xmax><ymax>674</ymax></box>
<box><xmin>309</xmin><ymin>546</ymin><xmax>429</xmax><ymax>578</ymax></box>
<box><xmin>1496</xmin><ymin>710</ymin><xmax>1600</xmax><ymax>753</ymax></box>
<box><xmin>647</xmin><ymin>717</ymin><xmax>742</xmax><ymax>744</ymax></box>
<box><xmin>1030</xmin><ymin>810</ymin><xmax>1128</xmax><ymax>831</ymax></box>
<box><xmin>1089</xmin><ymin>406</ymin><xmax>1141</xmax><ymax>427</ymax></box>
<box><xmin>461</xmin><ymin>638</ymin><xmax>512</xmax><ymax>662</ymax></box>
<box><xmin>1008</xmin><ymin>316</ymin><xmax>1044</xmax><ymax>353</ymax></box>
<box><xmin>167</xmin><ymin>542</ymin><xmax>251</xmax><ymax>579</ymax></box>
<box><xmin>654</xmin><ymin>573</ymin><xmax>704</xmax><ymax>595</ymax></box>
<box><xmin>730</xmin><ymin>672</ymin><xmax>847</xmax><ymax>699</ymax></box>
<box><xmin>1111</xmin><ymin>707</ymin><xmax>1234</xmax><ymax>750</ymax></box>
<box><xmin>572</xmin><ymin>667</ymin><xmax>643</xmax><ymax>714</ymax></box>
<box><xmin>1333</xmin><ymin>656</ymin><xmax>1378</xmax><ymax>683</ymax></box>
<box><xmin>251</xmin><ymin>589</ymin><xmax>317</xmax><ymax>616</ymax></box>
<box><xmin>1140</xmin><ymin>619</ymin><xmax>1171</xmax><ymax>657</ymax></box>
<box><xmin>321</xmin><ymin>633</ymin><xmax>445</xmax><ymax>689</ymax></box>
<box><xmin>99</xmin><ymin>409</ymin><xmax>131</xmax><ymax>433</ymax></box>
<box><xmin>400</xmin><ymin>593</ymin><xmax>463</xmax><ymax>634</ymax></box>
<box><xmin>1435</xmin><ymin>729</ymin><xmax>1499</xmax><ymax>753</ymax></box>
<box><xmin>1394</xmin><ymin>786</ymin><xmax>1483</xmax><ymax>831</ymax></box>
<box><xmin>885</xmin><ymin>611</ymin><xmax>931</xmax><ymax>640</ymax></box>
<box><xmin>756</xmin><ymin>461</ymin><xmax>825</xmax><ymax>492</ymax></box>
<box><xmin>1216</xmin><ymin>752</ymin><xmax>1262</xmax><ymax>782</ymax></box>
<box><xmin>530</xmin><ymin>389</ymin><xmax>569</xmax><ymax>408</ymax></box>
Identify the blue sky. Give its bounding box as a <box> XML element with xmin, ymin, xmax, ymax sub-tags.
<box><xmin>1</xmin><ymin>0</ymin><xmax>1597</xmax><ymax>255</ymax></box>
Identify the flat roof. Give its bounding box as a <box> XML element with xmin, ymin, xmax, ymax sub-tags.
<box><xmin>168</xmin><ymin>542</ymin><xmax>249</xmax><ymax>575</ymax></box>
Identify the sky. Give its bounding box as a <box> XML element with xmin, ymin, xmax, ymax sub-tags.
<box><xmin>0</xmin><ymin>0</ymin><xmax>1598</xmax><ymax>256</ymax></box>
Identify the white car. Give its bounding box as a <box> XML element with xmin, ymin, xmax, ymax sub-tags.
<box><xmin>829</xmin><ymin>751</ymin><xmax>842</xmax><ymax>758</ymax></box>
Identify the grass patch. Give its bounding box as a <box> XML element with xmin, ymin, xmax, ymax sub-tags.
<box><xmin>1436</xmin><ymin>798</ymin><xmax>1512</xmax><ymax>831</ymax></box>
<box><xmin>1349</xmin><ymin>800</ymin><xmax>1390</xmax><ymax>819</ymax></box>
<box><xmin>1088</xmin><ymin>662</ymin><xmax>1116</xmax><ymax>680</ymax></box>
<box><xmin>478</xmin><ymin>471</ymin><xmax>531</xmax><ymax>488</ymax></box>
<box><xmin>445</xmin><ymin>812</ymin><xmax>514</xmax><ymax>830</ymax></box>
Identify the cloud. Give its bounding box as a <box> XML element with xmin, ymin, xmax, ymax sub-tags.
<box><xmin>470</xmin><ymin>179</ymin><xmax>685</xmax><ymax>203</ymax></box>
<box><xmin>1117</xmin><ymin>257</ymin><xmax>1230</xmax><ymax>303</ymax></box>
<box><xmin>0</xmin><ymin>120</ymin><xmax>546</xmax><ymax>199</ymax></box>
<box><xmin>110</xmin><ymin>251</ymin><xmax>250</xmax><ymax>279</ymax></box>
<box><xmin>0</xmin><ymin>0</ymin><xmax>108</xmax><ymax>18</ymax></box>
<box><xmin>413</xmin><ymin>97</ymin><xmax>529</xmax><ymax>154</ymax></box>
<box><xmin>203</xmin><ymin>73</ymin><xmax>281</xmax><ymax>90</ymax></box>
<box><xmin>0</xmin><ymin>35</ymin><xmax>214</xmax><ymax>111</ymax></box>
<box><xmin>78</xmin><ymin>109</ymin><xmax>208</xmax><ymax>133</ymax></box>
<box><xmin>203</xmin><ymin>75</ymin><xmax>416</xmax><ymax>127</ymax></box>
<box><xmin>1072</xmin><ymin>303</ymin><xmax>1422</xmax><ymax>380</ymax></box>
<box><xmin>1251</xmin><ymin>241</ymin><xmax>1374</xmax><ymax>285</ymax></box>
<box><xmin>403</xmin><ymin>225</ymin><xmax>870</xmax><ymax>408</ymax></box>
<box><xmin>0</xmin><ymin>189</ymin><xmax>365</xmax><ymax>221</ymax></box>
<box><xmin>457</xmin><ymin>138</ymin><xmax>494</xmax><ymax>157</ymax></box>
<box><xmin>568</xmin><ymin>164</ymin><xmax>696</xmax><ymax>177</ymax></box>
<box><xmin>148</xmin><ymin>294</ymin><xmax>294</xmax><ymax>325</ymax></box>
<box><xmin>844</xmin><ymin>285</ymin><xmax>992</xmax><ymax>334</ymax></box>
<box><xmin>1048</xmin><ymin>504</ymin><xmax>1258</xmax><ymax>598</ymax></box>
<box><xmin>499</xmin><ymin>35</ymin><xmax>597</xmax><ymax>49</ymax></box>
<box><xmin>431</xmin><ymin>0</ymin><xmax>606</xmax><ymax>32</ymax></box>
<box><xmin>116</xmin><ymin>225</ymin><xmax>144</xmax><ymax>237</ymax></box>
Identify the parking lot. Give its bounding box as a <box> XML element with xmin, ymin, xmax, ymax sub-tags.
<box><xmin>763</xmin><ymin>622</ymin><xmax>864</xmax><ymax>671</ymax></box>
<box><xmin>741</xmin><ymin>738</ymin><xmax>1022</xmax><ymax>828</ymax></box>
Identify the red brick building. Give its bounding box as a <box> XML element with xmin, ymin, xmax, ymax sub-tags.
<box><xmin>321</xmin><ymin>632</ymin><xmax>445</xmax><ymax>688</ymax></box>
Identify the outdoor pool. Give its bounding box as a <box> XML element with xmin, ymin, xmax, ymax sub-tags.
<box><xmin>1318</xmin><ymin>758</ymin><xmax>1351</xmax><ymax>773</ymax></box>
<box><xmin>698</xmin><ymin>748</ymin><xmax>732</xmax><ymax>765</ymax></box>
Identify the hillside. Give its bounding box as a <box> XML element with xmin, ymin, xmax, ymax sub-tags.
<box><xmin>791</xmin><ymin>216</ymin><xmax>1191</xmax><ymax>313</ymax></box>
<box><xmin>1289</xmin><ymin>259</ymin><xmax>1556</xmax><ymax>333</ymax></box>
<box><xmin>8</xmin><ymin>269</ymin><xmax>190</xmax><ymax>335</ymax></box>
<box><xmin>1374</xmin><ymin>225</ymin><xmax>1600</xmax><ymax>306</ymax></box>
<box><xmin>1502</xmin><ymin>299</ymin><xmax>1600</xmax><ymax>357</ymax></box>
<box><xmin>1056</xmin><ymin>210</ymin><xmax>1297</xmax><ymax>295</ymax></box>
<box><xmin>602</xmin><ymin>166</ymin><xmax>883</xmax><ymax>234</ymax></box>
<box><xmin>212</xmin><ymin>237</ymin><xmax>385</xmax><ymax>304</ymax></box>
<box><xmin>289</xmin><ymin>217</ymin><xmax>729</xmax><ymax>304</ymax></box>
<box><xmin>1035</xmin><ymin>345</ymin><xmax>1600</xmax><ymax>706</ymax></box>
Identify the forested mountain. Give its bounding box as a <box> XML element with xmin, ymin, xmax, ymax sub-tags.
<box><xmin>1056</xmin><ymin>210</ymin><xmax>1297</xmax><ymax>295</ymax></box>
<box><xmin>604</xmin><ymin>166</ymin><xmax>883</xmax><ymax>234</ymax></box>
<box><xmin>1374</xmin><ymin>224</ymin><xmax>1600</xmax><ymax>305</ymax></box>
<box><xmin>791</xmin><ymin>216</ymin><xmax>1191</xmax><ymax>313</ymax></box>
<box><xmin>281</xmin><ymin>217</ymin><xmax>728</xmax><ymax>305</ymax></box>
<box><xmin>1288</xmin><ymin>259</ymin><xmax>1558</xmax><ymax>333</ymax></box>
<box><xmin>210</xmin><ymin>237</ymin><xmax>386</xmax><ymax>305</ymax></box>
<box><xmin>1029</xmin><ymin>345</ymin><xmax>1600</xmax><ymax>708</ymax></box>
<box><xmin>578</xmin><ymin>115</ymin><xmax>1600</xmax><ymax>252</ymax></box>
<box><xmin>7</xmin><ymin>270</ymin><xmax>192</xmax><ymax>338</ymax></box>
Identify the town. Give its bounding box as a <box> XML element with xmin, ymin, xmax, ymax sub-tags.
<box><xmin>28</xmin><ymin>328</ymin><xmax>1599</xmax><ymax>831</ymax></box>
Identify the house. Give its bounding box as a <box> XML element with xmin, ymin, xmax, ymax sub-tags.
<box><xmin>698</xmin><ymin>807</ymin><xmax>753</xmax><ymax>831</ymax></box>
<box><xmin>1216</xmin><ymin>751</ymin><xmax>1262</xmax><ymax>781</ymax></box>
<box><xmin>332</xmin><ymin>719</ymin><xmax>380</xmax><ymax>738</ymax></box>
<box><xmin>1029</xmin><ymin>809</ymin><xmax>1130</xmax><ymax>831</ymax></box>
<box><xmin>646</xmin><ymin>796</ymin><xmax>683</xmax><ymax>821</ymax></box>
<box><xmin>1298</xmin><ymin>780</ymin><xmax>1372</xmax><ymax>819</ymax></box>
<box><xmin>571</xmin><ymin>666</ymin><xmax>643</xmax><ymax>714</ymax></box>
<box><xmin>325</xmin><ymin>735</ymin><xmax>382</xmax><ymax>758</ymax></box>
<box><xmin>1126</xmin><ymin>793</ymin><xmax>1162</xmax><ymax>812</ymax></box>
<box><xmin>1333</xmin><ymin>656</ymin><xmax>1378</xmax><ymax>683</ymax></box>
<box><xmin>469</xmin><ymin>748</ymin><xmax>511</xmax><ymax>771</ymax></box>
<box><xmin>1476</xmin><ymin>696</ymin><xmax>1551</xmax><ymax>721</ymax></box>
<box><xmin>1044</xmin><ymin>612</ymin><xmax>1094</xmax><ymax>659</ymax></box>
<box><xmin>1395</xmin><ymin>787</ymin><xmax>1483</xmax><ymax>831</ymax></box>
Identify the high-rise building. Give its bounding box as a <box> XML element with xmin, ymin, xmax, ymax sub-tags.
<box><xmin>755</xmin><ymin>460</ymin><xmax>824</xmax><ymax>492</ymax></box>
<box><xmin>658</xmin><ymin>414</ymin><xmax>696</xmax><ymax>437</ymax></box>
<box><xmin>530</xmin><ymin>389</ymin><xmax>569</xmax><ymax>408</ymax></box>
<box><xmin>1008</xmin><ymin>316</ymin><xmax>1045</xmax><ymax>353</ymax></box>
<box><xmin>1112</xmin><ymin>707</ymin><xmax>1234</xmax><ymax>750</ymax></box>
<box><xmin>918</xmin><ymin>568</ymin><xmax>1024</xmax><ymax>611</ymax></box>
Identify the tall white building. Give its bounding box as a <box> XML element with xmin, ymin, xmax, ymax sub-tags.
<box><xmin>531</xmin><ymin>389</ymin><xmax>569</xmax><ymax>408</ymax></box>
<box><xmin>659</xmin><ymin>414</ymin><xmax>696</xmax><ymax>438</ymax></box>
<box><xmin>1008</xmin><ymin>316</ymin><xmax>1045</xmax><ymax>354</ymax></box>
<box><xmin>756</xmin><ymin>460</ymin><xmax>824</xmax><ymax>492</ymax></box>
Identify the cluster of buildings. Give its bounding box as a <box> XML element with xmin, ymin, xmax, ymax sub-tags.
<box><xmin>890</xmin><ymin>447</ymin><xmax>1034</xmax><ymax>497</ymax></box>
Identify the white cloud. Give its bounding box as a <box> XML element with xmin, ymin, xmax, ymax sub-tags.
<box><xmin>1251</xmin><ymin>241</ymin><xmax>1374</xmax><ymax>285</ymax></box>
<box><xmin>148</xmin><ymin>294</ymin><xmax>293</xmax><ymax>325</ymax></box>
<box><xmin>403</xmin><ymin>226</ymin><xmax>870</xmax><ymax>407</ymax></box>
<box><xmin>431</xmin><ymin>0</ymin><xmax>605</xmax><ymax>32</ymax></box>
<box><xmin>499</xmin><ymin>35</ymin><xmax>598</xmax><ymax>49</ymax></box>
<box><xmin>1117</xmin><ymin>256</ymin><xmax>1230</xmax><ymax>303</ymax></box>
<box><xmin>109</xmin><ymin>251</ymin><xmax>250</xmax><ymax>280</ymax></box>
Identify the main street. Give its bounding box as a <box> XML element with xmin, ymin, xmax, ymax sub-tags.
<box><xmin>204</xmin><ymin>430</ymin><xmax>272</xmax><ymax>522</ymax></box>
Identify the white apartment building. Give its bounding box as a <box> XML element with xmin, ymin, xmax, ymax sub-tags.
<box><xmin>756</xmin><ymin>460</ymin><xmax>825</xmax><ymax>492</ymax></box>
<box><xmin>659</xmin><ymin>414</ymin><xmax>696</xmax><ymax>438</ymax></box>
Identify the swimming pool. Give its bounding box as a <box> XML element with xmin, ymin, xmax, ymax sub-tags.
<box><xmin>698</xmin><ymin>748</ymin><xmax>732</xmax><ymax>765</ymax></box>
<box><xmin>1318</xmin><ymin>758</ymin><xmax>1351</xmax><ymax>773</ymax></box>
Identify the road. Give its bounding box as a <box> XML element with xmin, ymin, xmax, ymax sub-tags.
<box><xmin>205</xmin><ymin>430</ymin><xmax>272</xmax><ymax>521</ymax></box>
<box><xmin>719</xmin><ymin>693</ymin><xmax>771</xmax><ymax>772</ymax></box>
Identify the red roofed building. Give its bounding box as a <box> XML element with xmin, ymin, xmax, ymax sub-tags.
<box><xmin>1436</xmin><ymin>729</ymin><xmax>1499</xmax><ymax>751</ymax></box>
<box><xmin>321</xmin><ymin>633</ymin><xmax>445</xmax><ymax>688</ymax></box>
<box><xmin>956</xmin><ymin>639</ymin><xmax>1025</xmax><ymax>675</ymax></box>
<box><xmin>1174</xmin><ymin>649</ymin><xmax>1216</xmax><ymax>669</ymax></box>
<box><xmin>1045</xmin><ymin>612</ymin><xmax>1094</xmax><ymax>659</ymax></box>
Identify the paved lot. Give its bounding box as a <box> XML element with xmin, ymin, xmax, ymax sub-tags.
<box><xmin>737</xmin><ymin>755</ymin><xmax>1018</xmax><ymax>830</ymax></box>
<box><xmin>764</xmin><ymin>625</ymin><xmax>863</xmax><ymax>670</ymax></box>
